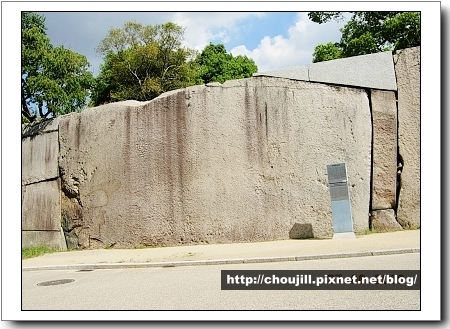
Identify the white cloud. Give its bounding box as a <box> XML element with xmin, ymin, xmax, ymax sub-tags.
<box><xmin>231</xmin><ymin>12</ymin><xmax>349</xmax><ymax>72</ymax></box>
<box><xmin>41</xmin><ymin>11</ymin><xmax>348</xmax><ymax>75</ymax></box>
<box><xmin>172</xmin><ymin>12</ymin><xmax>266</xmax><ymax>51</ymax></box>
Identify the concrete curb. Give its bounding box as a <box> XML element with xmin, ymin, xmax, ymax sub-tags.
<box><xmin>22</xmin><ymin>248</ymin><xmax>420</xmax><ymax>272</ymax></box>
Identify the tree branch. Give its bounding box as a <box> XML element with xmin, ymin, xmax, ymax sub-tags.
<box><xmin>21</xmin><ymin>91</ymin><xmax>36</xmax><ymax>122</ymax></box>
<box><xmin>127</xmin><ymin>62</ymin><xmax>142</xmax><ymax>85</ymax></box>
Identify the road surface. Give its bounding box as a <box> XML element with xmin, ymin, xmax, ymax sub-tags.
<box><xmin>22</xmin><ymin>252</ymin><xmax>420</xmax><ymax>311</ymax></box>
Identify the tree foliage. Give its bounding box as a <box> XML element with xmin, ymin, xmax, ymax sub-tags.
<box><xmin>194</xmin><ymin>43</ymin><xmax>258</xmax><ymax>84</ymax></box>
<box><xmin>309</xmin><ymin>12</ymin><xmax>420</xmax><ymax>63</ymax></box>
<box><xmin>91</xmin><ymin>21</ymin><xmax>260</xmax><ymax>106</ymax></box>
<box><xmin>91</xmin><ymin>21</ymin><xmax>199</xmax><ymax>106</ymax></box>
<box><xmin>22</xmin><ymin>12</ymin><xmax>95</xmax><ymax>122</ymax></box>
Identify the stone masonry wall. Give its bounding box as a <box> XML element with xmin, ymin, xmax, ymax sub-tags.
<box><xmin>21</xmin><ymin>47</ymin><xmax>420</xmax><ymax>249</ymax></box>
<box><xmin>22</xmin><ymin>119</ymin><xmax>66</xmax><ymax>250</ymax></box>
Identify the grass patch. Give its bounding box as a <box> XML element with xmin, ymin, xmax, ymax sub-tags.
<box><xmin>22</xmin><ymin>245</ymin><xmax>60</xmax><ymax>259</ymax></box>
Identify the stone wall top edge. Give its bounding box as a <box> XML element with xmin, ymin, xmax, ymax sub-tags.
<box><xmin>21</xmin><ymin>116</ymin><xmax>60</xmax><ymax>138</ymax></box>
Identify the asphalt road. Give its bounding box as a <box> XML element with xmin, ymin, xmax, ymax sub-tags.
<box><xmin>22</xmin><ymin>252</ymin><xmax>420</xmax><ymax>311</ymax></box>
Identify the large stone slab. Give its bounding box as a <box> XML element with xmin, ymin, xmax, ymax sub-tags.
<box><xmin>253</xmin><ymin>66</ymin><xmax>309</xmax><ymax>81</ymax></box>
<box><xmin>371</xmin><ymin>90</ymin><xmax>397</xmax><ymax>209</ymax></box>
<box><xmin>309</xmin><ymin>51</ymin><xmax>397</xmax><ymax>90</ymax></box>
<box><xmin>58</xmin><ymin>76</ymin><xmax>371</xmax><ymax>248</ymax></box>
<box><xmin>22</xmin><ymin>131</ymin><xmax>59</xmax><ymax>185</ymax></box>
<box><xmin>254</xmin><ymin>51</ymin><xmax>397</xmax><ymax>91</ymax></box>
<box><xmin>22</xmin><ymin>179</ymin><xmax>61</xmax><ymax>230</ymax></box>
<box><xmin>394</xmin><ymin>47</ymin><xmax>420</xmax><ymax>228</ymax></box>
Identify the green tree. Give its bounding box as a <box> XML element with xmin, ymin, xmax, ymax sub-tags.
<box><xmin>194</xmin><ymin>43</ymin><xmax>258</xmax><ymax>84</ymax></box>
<box><xmin>91</xmin><ymin>21</ymin><xmax>199</xmax><ymax>106</ymax></box>
<box><xmin>22</xmin><ymin>12</ymin><xmax>95</xmax><ymax>122</ymax></box>
<box><xmin>312</xmin><ymin>42</ymin><xmax>343</xmax><ymax>63</ymax></box>
<box><xmin>309</xmin><ymin>12</ymin><xmax>420</xmax><ymax>63</ymax></box>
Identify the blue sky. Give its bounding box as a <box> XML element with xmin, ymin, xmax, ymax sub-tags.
<box><xmin>37</xmin><ymin>11</ymin><xmax>349</xmax><ymax>75</ymax></box>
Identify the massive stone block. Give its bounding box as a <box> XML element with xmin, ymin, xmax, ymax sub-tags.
<box><xmin>394</xmin><ymin>47</ymin><xmax>420</xmax><ymax>228</ymax></box>
<box><xmin>22</xmin><ymin>179</ymin><xmax>62</xmax><ymax>231</ymax></box>
<box><xmin>371</xmin><ymin>90</ymin><xmax>397</xmax><ymax>210</ymax></box>
<box><xmin>22</xmin><ymin>131</ymin><xmax>59</xmax><ymax>185</ymax></box>
<box><xmin>309</xmin><ymin>51</ymin><xmax>397</xmax><ymax>90</ymax></box>
<box><xmin>58</xmin><ymin>77</ymin><xmax>371</xmax><ymax>248</ymax></box>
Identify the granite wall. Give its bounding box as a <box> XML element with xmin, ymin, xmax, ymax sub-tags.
<box><xmin>21</xmin><ymin>47</ymin><xmax>420</xmax><ymax>249</ymax></box>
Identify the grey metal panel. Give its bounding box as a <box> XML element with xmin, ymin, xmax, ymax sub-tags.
<box><xmin>327</xmin><ymin>163</ymin><xmax>354</xmax><ymax>233</ymax></box>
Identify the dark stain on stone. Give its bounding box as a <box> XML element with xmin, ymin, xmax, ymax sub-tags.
<box><xmin>72</xmin><ymin>114</ymin><xmax>84</xmax><ymax>154</ymax></box>
<box><xmin>245</xmin><ymin>82</ymin><xmax>265</xmax><ymax>166</ymax></box>
<box><xmin>265</xmin><ymin>102</ymin><xmax>269</xmax><ymax>143</ymax></box>
<box><xmin>164</xmin><ymin>95</ymin><xmax>176</xmax><ymax>223</ymax></box>
<box><xmin>45</xmin><ymin>140</ymin><xmax>52</xmax><ymax>164</ymax></box>
<box><xmin>123</xmin><ymin>107</ymin><xmax>131</xmax><ymax>179</ymax></box>
<box><xmin>176</xmin><ymin>90</ymin><xmax>187</xmax><ymax>213</ymax></box>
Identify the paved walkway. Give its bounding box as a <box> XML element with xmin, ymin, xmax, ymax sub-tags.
<box><xmin>22</xmin><ymin>230</ymin><xmax>420</xmax><ymax>271</ymax></box>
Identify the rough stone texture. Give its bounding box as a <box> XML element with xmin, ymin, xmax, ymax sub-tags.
<box><xmin>22</xmin><ymin>131</ymin><xmax>59</xmax><ymax>185</ymax></box>
<box><xmin>58</xmin><ymin>77</ymin><xmax>371</xmax><ymax>248</ymax></box>
<box><xmin>371</xmin><ymin>90</ymin><xmax>397</xmax><ymax>209</ymax></box>
<box><xmin>309</xmin><ymin>51</ymin><xmax>397</xmax><ymax>90</ymax></box>
<box><xmin>22</xmin><ymin>229</ymin><xmax>67</xmax><ymax>250</ymax></box>
<box><xmin>394</xmin><ymin>47</ymin><xmax>420</xmax><ymax>228</ymax></box>
<box><xmin>22</xmin><ymin>179</ymin><xmax>62</xmax><ymax>231</ymax></box>
<box><xmin>289</xmin><ymin>223</ymin><xmax>314</xmax><ymax>239</ymax></box>
<box><xmin>371</xmin><ymin>209</ymin><xmax>403</xmax><ymax>231</ymax></box>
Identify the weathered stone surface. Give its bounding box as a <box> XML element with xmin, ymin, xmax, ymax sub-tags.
<box><xmin>394</xmin><ymin>47</ymin><xmax>420</xmax><ymax>228</ymax></box>
<box><xmin>22</xmin><ymin>179</ymin><xmax>62</xmax><ymax>231</ymax></box>
<box><xmin>22</xmin><ymin>131</ymin><xmax>59</xmax><ymax>185</ymax></box>
<box><xmin>309</xmin><ymin>51</ymin><xmax>397</xmax><ymax>90</ymax></box>
<box><xmin>22</xmin><ymin>117</ymin><xmax>60</xmax><ymax>138</ymax></box>
<box><xmin>253</xmin><ymin>66</ymin><xmax>309</xmax><ymax>81</ymax></box>
<box><xmin>22</xmin><ymin>229</ymin><xmax>67</xmax><ymax>250</ymax></box>
<box><xmin>371</xmin><ymin>90</ymin><xmax>397</xmax><ymax>209</ymax></box>
<box><xmin>58</xmin><ymin>76</ymin><xmax>371</xmax><ymax>248</ymax></box>
<box><xmin>371</xmin><ymin>209</ymin><xmax>402</xmax><ymax>231</ymax></box>
<box><xmin>60</xmin><ymin>192</ymin><xmax>85</xmax><ymax>249</ymax></box>
<box><xmin>254</xmin><ymin>51</ymin><xmax>397</xmax><ymax>91</ymax></box>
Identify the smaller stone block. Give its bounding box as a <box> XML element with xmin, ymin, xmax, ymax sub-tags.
<box><xmin>22</xmin><ymin>131</ymin><xmax>59</xmax><ymax>185</ymax></box>
<box><xmin>22</xmin><ymin>117</ymin><xmax>60</xmax><ymax>138</ymax></box>
<box><xmin>22</xmin><ymin>179</ymin><xmax>61</xmax><ymax>231</ymax></box>
<box><xmin>289</xmin><ymin>223</ymin><xmax>314</xmax><ymax>239</ymax></box>
<box><xmin>371</xmin><ymin>209</ymin><xmax>403</xmax><ymax>231</ymax></box>
<box><xmin>22</xmin><ymin>229</ymin><xmax>67</xmax><ymax>250</ymax></box>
